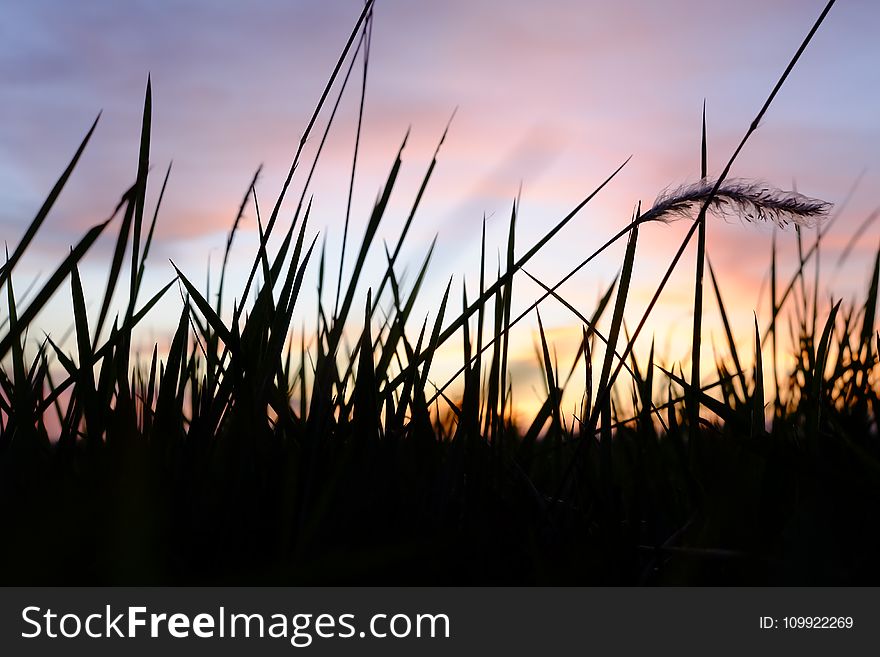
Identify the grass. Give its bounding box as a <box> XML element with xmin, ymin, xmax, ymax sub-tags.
<box><xmin>3</xmin><ymin>0</ymin><xmax>879</xmax><ymax>585</ymax></box>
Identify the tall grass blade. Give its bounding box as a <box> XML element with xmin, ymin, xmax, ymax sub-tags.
<box><xmin>707</xmin><ymin>258</ymin><xmax>747</xmax><ymax>400</ymax></box>
<box><xmin>0</xmin><ymin>114</ymin><xmax>100</xmax><ymax>291</ymax></box>
<box><xmin>0</xmin><ymin>219</ymin><xmax>112</xmax><ymax>361</ymax></box>
<box><xmin>751</xmin><ymin>314</ymin><xmax>765</xmax><ymax>437</ymax></box>
<box><xmin>688</xmin><ymin>103</ymin><xmax>708</xmax><ymax>430</ymax></box>
<box><xmin>128</xmin><ymin>76</ymin><xmax>152</xmax><ymax>321</ymax></box>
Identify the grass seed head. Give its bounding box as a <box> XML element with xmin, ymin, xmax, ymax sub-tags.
<box><xmin>642</xmin><ymin>178</ymin><xmax>832</xmax><ymax>228</ymax></box>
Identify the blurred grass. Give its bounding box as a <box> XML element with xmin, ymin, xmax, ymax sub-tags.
<box><xmin>3</xmin><ymin>0</ymin><xmax>878</xmax><ymax>586</ymax></box>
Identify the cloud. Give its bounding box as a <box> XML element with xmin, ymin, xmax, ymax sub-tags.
<box><xmin>3</xmin><ymin>0</ymin><xmax>879</xmax><ymax>387</ymax></box>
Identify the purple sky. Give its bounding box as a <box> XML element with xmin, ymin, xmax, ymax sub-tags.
<box><xmin>2</xmin><ymin>0</ymin><xmax>879</xmax><ymax>415</ymax></box>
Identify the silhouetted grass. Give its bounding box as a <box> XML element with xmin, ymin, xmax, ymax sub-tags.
<box><xmin>3</xmin><ymin>0</ymin><xmax>878</xmax><ymax>585</ymax></box>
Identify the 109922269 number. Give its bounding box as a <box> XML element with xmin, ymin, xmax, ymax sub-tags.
<box><xmin>782</xmin><ymin>617</ymin><xmax>854</xmax><ymax>629</ymax></box>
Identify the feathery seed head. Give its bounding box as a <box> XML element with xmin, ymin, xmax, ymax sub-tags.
<box><xmin>641</xmin><ymin>178</ymin><xmax>832</xmax><ymax>229</ymax></box>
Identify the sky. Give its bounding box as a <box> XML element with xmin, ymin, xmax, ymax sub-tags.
<box><xmin>2</xmin><ymin>0</ymin><xmax>879</xmax><ymax>418</ymax></box>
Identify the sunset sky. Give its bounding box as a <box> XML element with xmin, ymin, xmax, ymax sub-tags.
<box><xmin>2</xmin><ymin>0</ymin><xmax>879</xmax><ymax>417</ymax></box>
